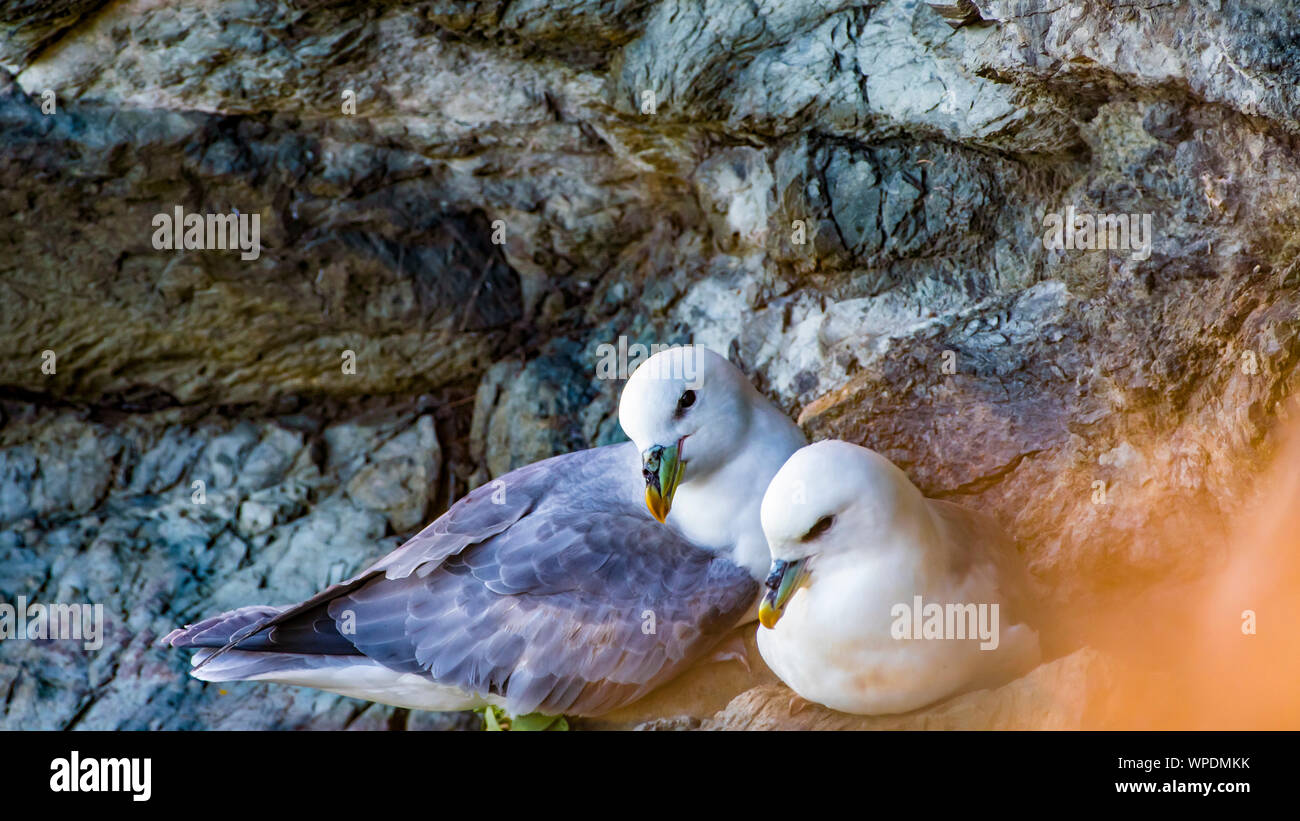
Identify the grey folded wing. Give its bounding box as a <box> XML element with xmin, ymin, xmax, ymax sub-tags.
<box><xmin>330</xmin><ymin>511</ymin><xmax>758</xmax><ymax>715</ymax></box>
<box><xmin>188</xmin><ymin>444</ymin><xmax>760</xmax><ymax>716</ymax></box>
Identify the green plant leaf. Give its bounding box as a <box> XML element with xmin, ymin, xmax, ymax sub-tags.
<box><xmin>509</xmin><ymin>712</ymin><xmax>562</xmax><ymax>731</ymax></box>
<box><xmin>481</xmin><ymin>705</ymin><xmax>504</xmax><ymax>731</ymax></box>
<box><xmin>475</xmin><ymin>706</ymin><xmax>569</xmax><ymax>731</ymax></box>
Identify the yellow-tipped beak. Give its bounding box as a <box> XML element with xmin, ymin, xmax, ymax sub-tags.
<box><xmin>645</xmin><ymin>486</ymin><xmax>671</xmax><ymax>524</ymax></box>
<box><xmin>759</xmin><ymin>558</ymin><xmax>807</xmax><ymax>629</ymax></box>
<box><xmin>642</xmin><ymin>442</ymin><xmax>683</xmax><ymax>524</ymax></box>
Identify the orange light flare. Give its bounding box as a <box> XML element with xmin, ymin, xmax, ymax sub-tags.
<box><xmin>1077</xmin><ymin>396</ymin><xmax>1300</xmax><ymax>729</ymax></box>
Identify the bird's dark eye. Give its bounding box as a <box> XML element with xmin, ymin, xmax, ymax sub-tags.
<box><xmin>802</xmin><ymin>515</ymin><xmax>834</xmax><ymax>542</ymax></box>
<box><xmin>676</xmin><ymin>390</ymin><xmax>697</xmax><ymax>412</ymax></box>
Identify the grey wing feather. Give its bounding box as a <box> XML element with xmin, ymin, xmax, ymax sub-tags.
<box><xmin>161</xmin><ymin>605</ymin><xmax>285</xmax><ymax>648</ymax></box>
<box><xmin>329</xmin><ymin>511</ymin><xmax>757</xmax><ymax>716</ymax></box>
<box><xmin>187</xmin><ymin>442</ymin><xmax>758</xmax><ymax>716</ymax></box>
<box><xmin>185</xmin><ymin>445</ymin><xmax>545</xmax><ymax>666</ymax></box>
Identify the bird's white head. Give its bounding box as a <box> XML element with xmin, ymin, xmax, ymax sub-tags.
<box><xmin>618</xmin><ymin>345</ymin><xmax>767</xmax><ymax>523</ymax></box>
<box><xmin>757</xmin><ymin>440</ymin><xmax>925</xmax><ymax>628</ymax></box>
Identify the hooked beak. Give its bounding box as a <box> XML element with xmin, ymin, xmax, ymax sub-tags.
<box><xmin>642</xmin><ymin>441</ymin><xmax>685</xmax><ymax>523</ymax></box>
<box><xmin>758</xmin><ymin>558</ymin><xmax>809</xmax><ymax>629</ymax></box>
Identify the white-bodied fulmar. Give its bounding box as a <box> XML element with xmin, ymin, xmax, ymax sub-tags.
<box><xmin>162</xmin><ymin>346</ymin><xmax>805</xmax><ymax>717</ymax></box>
<box><xmin>755</xmin><ymin>440</ymin><xmax>1041</xmax><ymax>715</ymax></box>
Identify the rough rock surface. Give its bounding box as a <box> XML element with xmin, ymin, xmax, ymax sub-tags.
<box><xmin>2</xmin><ymin>0</ymin><xmax>1298</xmax><ymax>729</ymax></box>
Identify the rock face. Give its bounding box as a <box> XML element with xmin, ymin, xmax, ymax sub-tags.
<box><xmin>1</xmin><ymin>0</ymin><xmax>1298</xmax><ymax>729</ymax></box>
